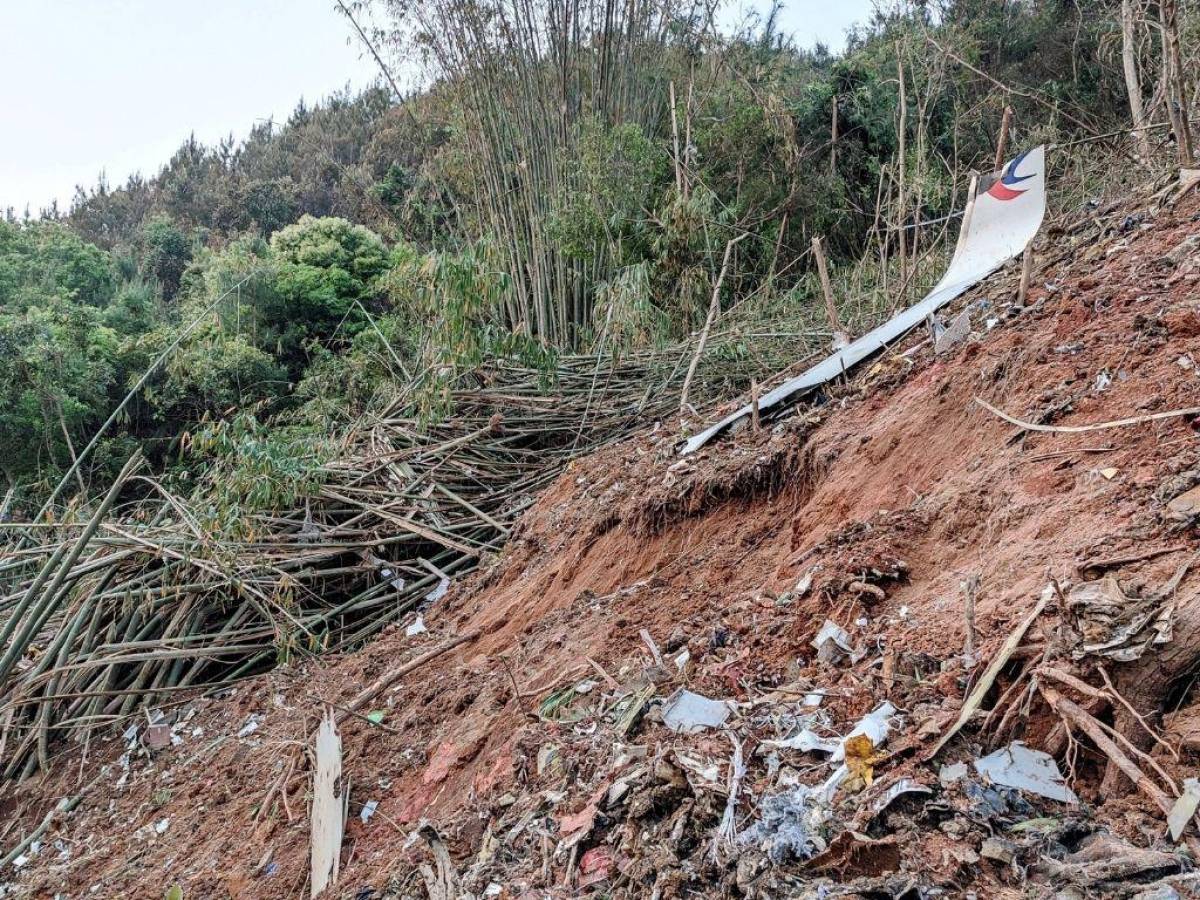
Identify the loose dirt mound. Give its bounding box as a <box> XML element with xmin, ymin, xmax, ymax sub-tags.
<box><xmin>4</xmin><ymin>186</ymin><xmax>1200</xmax><ymax>899</ymax></box>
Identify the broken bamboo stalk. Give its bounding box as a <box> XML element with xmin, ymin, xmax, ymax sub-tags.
<box><xmin>811</xmin><ymin>235</ymin><xmax>848</xmax><ymax>350</ymax></box>
<box><xmin>993</xmin><ymin>105</ymin><xmax>1013</xmax><ymax>170</ymax></box>
<box><xmin>975</xmin><ymin>398</ymin><xmax>1200</xmax><ymax>434</ymax></box>
<box><xmin>930</xmin><ymin>588</ymin><xmax>1049</xmax><ymax>758</ymax></box>
<box><xmin>336</xmin><ymin>629</ymin><xmax>481</xmax><ymax>725</ymax></box>
<box><xmin>962</xmin><ymin>574</ymin><xmax>980</xmax><ymax>666</ymax></box>
<box><xmin>1017</xmin><ymin>246</ymin><xmax>1033</xmax><ymax>306</ymax></box>
<box><xmin>680</xmin><ymin>232</ymin><xmax>751</xmax><ymax>415</ymax></box>
<box><xmin>830</xmin><ymin>93</ymin><xmax>838</xmax><ymax>175</ymax></box>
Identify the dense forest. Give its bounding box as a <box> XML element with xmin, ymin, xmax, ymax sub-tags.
<box><xmin>0</xmin><ymin>0</ymin><xmax>1194</xmax><ymax>510</ymax></box>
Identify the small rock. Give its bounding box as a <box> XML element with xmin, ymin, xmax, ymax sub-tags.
<box><xmin>143</xmin><ymin>723</ymin><xmax>172</xmax><ymax>752</ymax></box>
<box><xmin>981</xmin><ymin>837</ymin><xmax>1017</xmax><ymax>865</ymax></box>
<box><xmin>939</xmin><ymin>762</ymin><xmax>969</xmax><ymax>787</ymax></box>
<box><xmin>1165</xmin><ymin>485</ymin><xmax>1200</xmax><ymax>523</ymax></box>
<box><xmin>664</xmin><ymin>627</ymin><xmax>687</xmax><ymax>652</ymax></box>
<box><xmin>1131</xmin><ymin>885</ymin><xmax>1181</xmax><ymax>900</ymax></box>
<box><xmin>940</xmin><ymin>817</ymin><xmax>971</xmax><ymax>839</ymax></box>
<box><xmin>948</xmin><ymin>845</ymin><xmax>980</xmax><ymax>866</ymax></box>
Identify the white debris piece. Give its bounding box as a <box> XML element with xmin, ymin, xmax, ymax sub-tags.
<box><xmin>974</xmin><ymin>741</ymin><xmax>1078</xmax><ymax>804</ymax></box>
<box><xmin>811</xmin><ymin>620</ymin><xmax>854</xmax><ymax>653</ymax></box>
<box><xmin>1168</xmin><ymin>778</ymin><xmax>1200</xmax><ymax>842</ymax></box>
<box><xmin>935</xmin><ymin>308</ymin><xmax>971</xmax><ymax>354</ymax></box>
<box><xmin>236</xmin><ymin>714</ymin><xmax>263</xmax><ymax>738</ymax></box>
<box><xmin>794</xmin><ymin>568</ymin><xmax>817</xmax><ymax>597</ymax></box>
<box><xmin>661</xmin><ymin>689</ymin><xmax>734</xmax><ymax>733</ymax></box>
<box><xmin>680</xmin><ymin>146</ymin><xmax>1047</xmax><ymax>455</ymax></box>
<box><xmin>831</xmin><ymin>702</ymin><xmax>898</xmax><ymax>762</ymax></box>
<box><xmin>360</xmin><ymin>800</ymin><xmax>379</xmax><ymax>824</ymax></box>
<box><xmin>379</xmin><ymin>567</ymin><xmax>405</xmax><ymax>591</ymax></box>
<box><xmin>425</xmin><ymin>576</ymin><xmax>450</xmax><ymax>603</ymax></box>
<box><xmin>761</xmin><ymin>729</ymin><xmax>840</xmax><ymax>755</ymax></box>
<box><xmin>311</xmin><ymin>712</ymin><xmax>344</xmax><ymax>897</ymax></box>
<box><xmin>674</xmin><ymin>752</ymin><xmax>723</xmax><ymax>788</ymax></box>
<box><xmin>939</xmin><ymin>761</ymin><xmax>969</xmax><ymax>787</ymax></box>
<box><xmin>405</xmin><ymin>615</ymin><xmax>427</xmax><ymax>637</ymax></box>
<box><xmin>871</xmin><ymin>778</ymin><xmax>933</xmax><ymax>816</ymax></box>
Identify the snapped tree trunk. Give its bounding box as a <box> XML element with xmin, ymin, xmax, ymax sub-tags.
<box><xmin>1121</xmin><ymin>0</ymin><xmax>1152</xmax><ymax>161</ymax></box>
<box><xmin>1160</xmin><ymin>0</ymin><xmax>1195</xmax><ymax>165</ymax></box>
<box><xmin>1100</xmin><ymin>581</ymin><xmax>1200</xmax><ymax>796</ymax></box>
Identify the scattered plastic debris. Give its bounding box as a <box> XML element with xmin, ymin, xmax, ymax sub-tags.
<box><xmin>935</xmin><ymin>308</ymin><xmax>971</xmax><ymax>354</ymax></box>
<box><xmin>868</xmin><ymin>778</ymin><xmax>932</xmax><ymax>818</ymax></box>
<box><xmin>1068</xmin><ymin>576</ymin><xmax>1174</xmax><ymax>662</ymax></box>
<box><xmin>360</xmin><ymin>800</ymin><xmax>379</xmax><ymax>824</ymax></box>
<box><xmin>812</xmin><ymin>619</ymin><xmax>854</xmax><ymax>652</ymax></box>
<box><xmin>939</xmin><ymin>761</ymin><xmax>969</xmax><ymax>786</ymax></box>
<box><xmin>405</xmin><ymin>615</ymin><xmax>427</xmax><ymax>637</ymax></box>
<box><xmin>143</xmin><ymin>723</ymin><xmax>172</xmax><ymax>752</ymax></box>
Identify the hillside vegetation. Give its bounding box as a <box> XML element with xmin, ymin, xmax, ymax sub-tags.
<box><xmin>4</xmin><ymin>0</ymin><xmax>1193</xmax><ymax>511</ymax></box>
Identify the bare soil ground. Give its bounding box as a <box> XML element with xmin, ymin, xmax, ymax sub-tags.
<box><xmin>3</xmin><ymin>184</ymin><xmax>1200</xmax><ymax>899</ymax></box>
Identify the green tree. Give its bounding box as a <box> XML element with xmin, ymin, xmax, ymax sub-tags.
<box><xmin>264</xmin><ymin>215</ymin><xmax>388</xmax><ymax>367</ymax></box>
<box><xmin>0</xmin><ymin>220</ymin><xmax>116</xmax><ymax>310</ymax></box>
<box><xmin>0</xmin><ymin>304</ymin><xmax>117</xmax><ymax>485</ymax></box>
<box><xmin>137</xmin><ymin>215</ymin><xmax>193</xmax><ymax>299</ymax></box>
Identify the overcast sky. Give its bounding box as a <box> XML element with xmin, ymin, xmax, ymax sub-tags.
<box><xmin>0</xmin><ymin>0</ymin><xmax>875</xmax><ymax>216</ymax></box>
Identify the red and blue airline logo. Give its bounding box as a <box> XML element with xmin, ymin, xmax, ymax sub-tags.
<box><xmin>986</xmin><ymin>149</ymin><xmax>1036</xmax><ymax>201</ymax></box>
